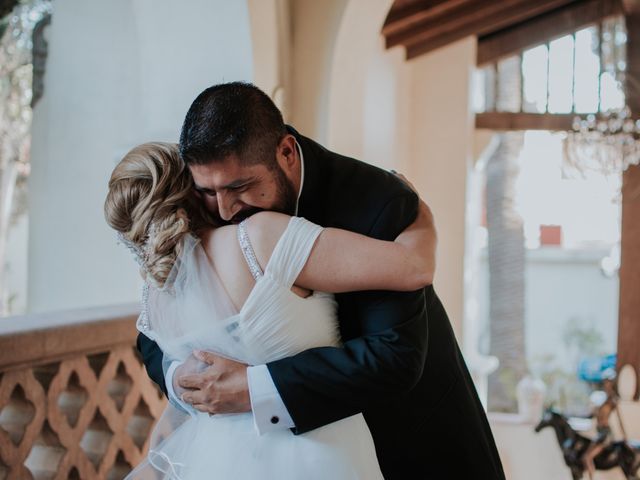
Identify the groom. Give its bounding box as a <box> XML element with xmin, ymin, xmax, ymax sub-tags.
<box><xmin>137</xmin><ymin>82</ymin><xmax>505</xmax><ymax>479</ymax></box>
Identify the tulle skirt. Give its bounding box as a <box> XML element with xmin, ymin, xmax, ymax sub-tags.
<box><xmin>127</xmin><ymin>407</ymin><xmax>384</xmax><ymax>479</ymax></box>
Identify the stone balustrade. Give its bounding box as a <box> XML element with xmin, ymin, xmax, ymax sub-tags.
<box><xmin>0</xmin><ymin>305</ymin><xmax>166</xmax><ymax>479</ymax></box>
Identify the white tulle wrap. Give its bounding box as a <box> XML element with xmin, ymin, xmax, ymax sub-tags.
<box><xmin>142</xmin><ymin>235</ymin><xmax>246</xmax><ymax>361</ymax></box>
<box><xmin>129</xmin><ymin>234</ymin><xmax>247</xmax><ymax>479</ymax></box>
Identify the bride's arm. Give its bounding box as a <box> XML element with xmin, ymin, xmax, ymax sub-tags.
<box><xmin>247</xmin><ymin>199</ymin><xmax>436</xmax><ymax>293</ymax></box>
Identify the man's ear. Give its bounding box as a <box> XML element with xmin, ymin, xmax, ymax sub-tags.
<box><xmin>276</xmin><ymin>134</ymin><xmax>298</xmax><ymax>170</ymax></box>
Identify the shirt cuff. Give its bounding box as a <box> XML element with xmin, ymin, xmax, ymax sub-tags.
<box><xmin>165</xmin><ymin>360</ymin><xmax>195</xmax><ymax>415</ymax></box>
<box><xmin>247</xmin><ymin>364</ymin><xmax>295</xmax><ymax>434</ymax></box>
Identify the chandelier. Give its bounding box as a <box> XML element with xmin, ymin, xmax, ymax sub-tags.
<box><xmin>564</xmin><ymin>106</ymin><xmax>640</xmax><ymax>176</ymax></box>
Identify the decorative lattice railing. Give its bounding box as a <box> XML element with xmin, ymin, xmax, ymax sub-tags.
<box><xmin>0</xmin><ymin>305</ymin><xmax>166</xmax><ymax>479</ymax></box>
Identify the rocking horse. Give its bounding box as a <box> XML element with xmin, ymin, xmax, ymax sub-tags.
<box><xmin>535</xmin><ymin>408</ymin><xmax>640</xmax><ymax>480</ymax></box>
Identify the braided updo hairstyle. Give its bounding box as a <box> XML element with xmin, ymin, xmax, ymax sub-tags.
<box><xmin>104</xmin><ymin>142</ymin><xmax>216</xmax><ymax>288</ymax></box>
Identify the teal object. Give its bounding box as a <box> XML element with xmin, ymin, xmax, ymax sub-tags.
<box><xmin>578</xmin><ymin>354</ymin><xmax>617</xmax><ymax>382</ymax></box>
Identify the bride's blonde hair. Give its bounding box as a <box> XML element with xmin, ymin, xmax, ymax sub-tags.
<box><xmin>104</xmin><ymin>142</ymin><xmax>216</xmax><ymax>288</ymax></box>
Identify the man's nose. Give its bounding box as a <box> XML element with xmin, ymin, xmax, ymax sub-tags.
<box><xmin>217</xmin><ymin>192</ymin><xmax>240</xmax><ymax>222</ymax></box>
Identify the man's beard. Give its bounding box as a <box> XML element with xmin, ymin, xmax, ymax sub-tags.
<box><xmin>229</xmin><ymin>165</ymin><xmax>297</xmax><ymax>224</ymax></box>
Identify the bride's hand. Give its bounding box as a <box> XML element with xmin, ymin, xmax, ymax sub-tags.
<box><xmin>173</xmin><ymin>353</ymin><xmax>204</xmax><ymax>399</ymax></box>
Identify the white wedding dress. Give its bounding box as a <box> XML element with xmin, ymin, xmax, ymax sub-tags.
<box><xmin>128</xmin><ymin>217</ymin><xmax>383</xmax><ymax>479</ymax></box>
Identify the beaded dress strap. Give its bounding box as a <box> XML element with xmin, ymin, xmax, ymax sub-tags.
<box><xmin>237</xmin><ymin>220</ymin><xmax>264</xmax><ymax>281</ymax></box>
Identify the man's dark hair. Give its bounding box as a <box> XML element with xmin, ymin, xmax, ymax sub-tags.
<box><xmin>179</xmin><ymin>82</ymin><xmax>286</xmax><ymax>168</ymax></box>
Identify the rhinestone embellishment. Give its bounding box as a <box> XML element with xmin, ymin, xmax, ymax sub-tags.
<box><xmin>137</xmin><ymin>283</ymin><xmax>150</xmax><ymax>331</ymax></box>
<box><xmin>237</xmin><ymin>220</ymin><xmax>263</xmax><ymax>281</ymax></box>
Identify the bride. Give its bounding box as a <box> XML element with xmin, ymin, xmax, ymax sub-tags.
<box><xmin>105</xmin><ymin>142</ymin><xmax>435</xmax><ymax>479</ymax></box>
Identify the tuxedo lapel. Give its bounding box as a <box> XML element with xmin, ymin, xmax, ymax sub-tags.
<box><xmin>288</xmin><ymin>125</ymin><xmax>328</xmax><ymax>225</ymax></box>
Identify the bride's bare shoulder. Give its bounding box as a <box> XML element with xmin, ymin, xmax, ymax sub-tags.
<box><xmin>202</xmin><ymin>224</ymin><xmax>236</xmax><ymax>252</ymax></box>
<box><xmin>245</xmin><ymin>211</ymin><xmax>289</xmax><ymax>229</ymax></box>
<box><xmin>243</xmin><ymin>212</ymin><xmax>291</xmax><ymax>255</ymax></box>
<box><xmin>201</xmin><ymin>212</ymin><xmax>292</xmax><ymax>268</ymax></box>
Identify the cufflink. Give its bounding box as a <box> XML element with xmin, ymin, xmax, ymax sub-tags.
<box><xmin>270</xmin><ymin>416</ymin><xmax>279</xmax><ymax>424</ymax></box>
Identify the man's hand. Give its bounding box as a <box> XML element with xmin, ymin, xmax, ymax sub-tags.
<box><xmin>178</xmin><ymin>350</ymin><xmax>251</xmax><ymax>414</ymax></box>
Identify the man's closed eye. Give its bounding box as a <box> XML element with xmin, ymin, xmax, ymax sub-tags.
<box><xmin>196</xmin><ymin>188</ymin><xmax>217</xmax><ymax>197</ymax></box>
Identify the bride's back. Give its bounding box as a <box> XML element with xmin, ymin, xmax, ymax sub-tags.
<box><xmin>145</xmin><ymin>212</ymin><xmax>339</xmax><ymax>368</ymax></box>
<box><xmin>202</xmin><ymin>212</ymin><xmax>312</xmax><ymax>312</ymax></box>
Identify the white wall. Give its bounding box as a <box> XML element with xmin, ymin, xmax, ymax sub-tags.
<box><xmin>5</xmin><ymin>215</ymin><xmax>28</xmax><ymax>314</ymax></box>
<box><xmin>28</xmin><ymin>0</ymin><xmax>254</xmax><ymax>313</ymax></box>
<box><xmin>477</xmin><ymin>248</ymin><xmax>620</xmax><ymax>368</ymax></box>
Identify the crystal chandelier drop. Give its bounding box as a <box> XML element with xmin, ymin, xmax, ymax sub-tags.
<box><xmin>564</xmin><ymin>106</ymin><xmax>640</xmax><ymax>175</ymax></box>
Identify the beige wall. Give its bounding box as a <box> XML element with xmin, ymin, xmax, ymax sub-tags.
<box><xmin>326</xmin><ymin>0</ymin><xmax>411</xmax><ymax>174</ymax></box>
<box><xmin>406</xmin><ymin>37</ymin><xmax>476</xmax><ymax>339</ymax></box>
<box><xmin>248</xmin><ymin>0</ymin><xmax>292</xmax><ymax>118</ymax></box>
<box><xmin>289</xmin><ymin>0</ymin><xmax>348</xmax><ymax>143</ymax></box>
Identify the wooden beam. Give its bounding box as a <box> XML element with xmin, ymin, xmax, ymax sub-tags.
<box><xmin>405</xmin><ymin>30</ymin><xmax>474</xmax><ymax>59</ymax></box>
<box><xmin>626</xmin><ymin>13</ymin><xmax>640</xmax><ymax>116</ymax></box>
<box><xmin>477</xmin><ymin>0</ymin><xmax>622</xmax><ymax>66</ymax></box>
<box><xmin>403</xmin><ymin>0</ymin><xmax>577</xmax><ymax>59</ymax></box>
<box><xmin>475</xmin><ymin>112</ymin><xmax>575</xmax><ymax>130</ymax></box>
<box><xmin>617</xmin><ymin>12</ymin><xmax>640</xmax><ymax>400</ymax></box>
<box><xmin>618</xmin><ymin>165</ymin><xmax>640</xmax><ymax>400</ymax></box>
<box><xmin>387</xmin><ymin>0</ymin><xmax>576</xmax><ymax>50</ymax></box>
<box><xmin>387</xmin><ymin>0</ymin><xmax>521</xmax><ymax>49</ymax></box>
<box><xmin>385</xmin><ymin>0</ymin><xmax>446</xmax><ymax>26</ymax></box>
<box><xmin>622</xmin><ymin>0</ymin><xmax>640</xmax><ymax>13</ymax></box>
<box><xmin>383</xmin><ymin>0</ymin><xmax>470</xmax><ymax>36</ymax></box>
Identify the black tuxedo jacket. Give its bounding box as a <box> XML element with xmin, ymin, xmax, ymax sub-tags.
<box><xmin>137</xmin><ymin>126</ymin><xmax>505</xmax><ymax>479</ymax></box>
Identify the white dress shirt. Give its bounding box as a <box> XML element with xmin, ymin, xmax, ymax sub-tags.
<box><xmin>165</xmin><ymin>141</ymin><xmax>306</xmax><ymax>434</ymax></box>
